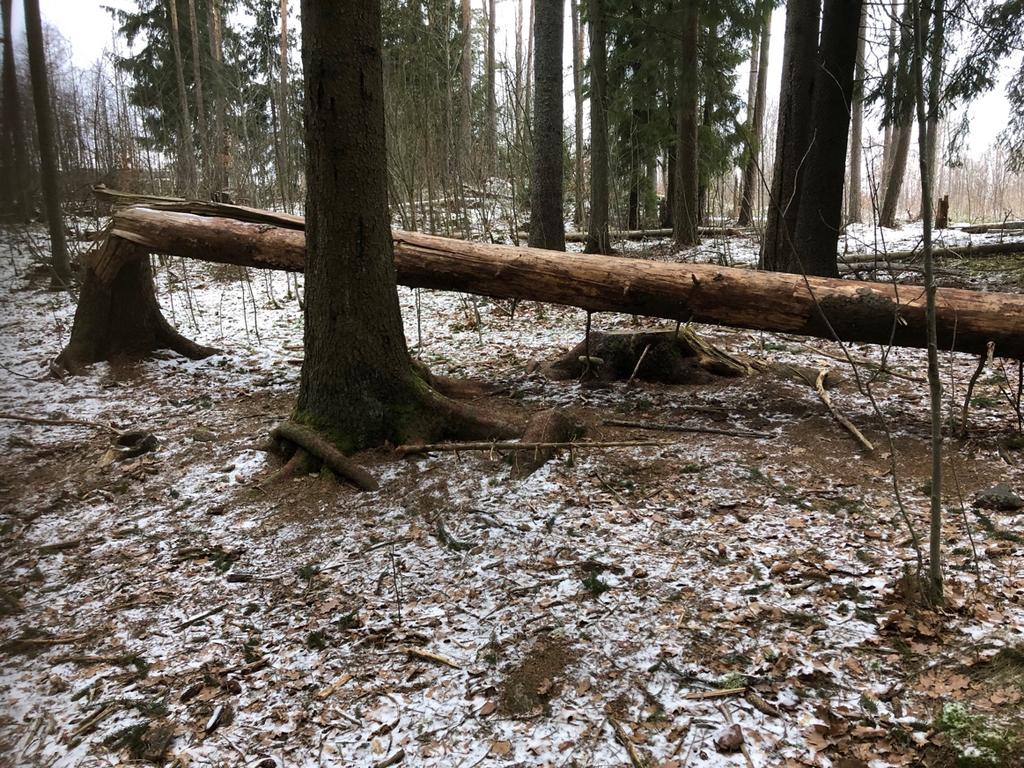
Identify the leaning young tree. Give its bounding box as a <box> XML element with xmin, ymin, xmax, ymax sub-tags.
<box><xmin>23</xmin><ymin>0</ymin><xmax>71</xmax><ymax>287</ymax></box>
<box><xmin>281</xmin><ymin>0</ymin><xmax>513</xmax><ymax>478</ymax></box>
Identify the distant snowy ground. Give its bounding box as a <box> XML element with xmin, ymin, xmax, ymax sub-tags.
<box><xmin>1</xmin><ymin>220</ymin><xmax>1022</xmax><ymax>767</ymax></box>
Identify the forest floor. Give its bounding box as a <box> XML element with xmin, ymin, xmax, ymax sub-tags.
<box><xmin>1</xmin><ymin>219</ymin><xmax>1023</xmax><ymax>768</ymax></box>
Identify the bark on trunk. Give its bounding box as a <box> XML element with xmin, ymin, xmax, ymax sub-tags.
<box><xmin>24</xmin><ymin>0</ymin><xmax>70</xmax><ymax>285</ymax></box>
<box><xmin>571</xmin><ymin>0</ymin><xmax>584</xmax><ymax>228</ymax></box>
<box><xmin>584</xmin><ymin>0</ymin><xmax>611</xmax><ymax>254</ymax></box>
<box><xmin>673</xmin><ymin>0</ymin><xmax>700</xmax><ymax>247</ymax></box>
<box><xmin>187</xmin><ymin>0</ymin><xmax>209</xmax><ymax>194</ymax></box>
<box><xmin>485</xmin><ymin>0</ymin><xmax>497</xmax><ymax>167</ymax></box>
<box><xmin>168</xmin><ymin>0</ymin><xmax>196</xmax><ymax>197</ymax></box>
<box><xmin>527</xmin><ymin>0</ymin><xmax>565</xmax><ymax>251</ymax></box>
<box><xmin>2</xmin><ymin>0</ymin><xmax>30</xmax><ymax>221</ymax></box>
<box><xmin>760</xmin><ymin>0</ymin><xmax>821</xmax><ymax>272</ymax></box>
<box><xmin>791</xmin><ymin>0</ymin><xmax>863</xmax><ymax>278</ymax></box>
<box><xmin>208</xmin><ymin>0</ymin><xmax>228</xmax><ymax>197</ymax></box>
<box><xmin>737</xmin><ymin>8</ymin><xmax>769</xmax><ymax>227</ymax></box>
<box><xmin>71</xmin><ymin>201</ymin><xmax>1024</xmax><ymax>362</ymax></box>
<box><xmin>460</xmin><ymin>0</ymin><xmax>473</xmax><ymax>162</ymax></box>
<box><xmin>846</xmin><ymin>2</ymin><xmax>867</xmax><ymax>224</ymax></box>
<box><xmin>880</xmin><ymin>2</ymin><xmax>915</xmax><ymax>228</ymax></box>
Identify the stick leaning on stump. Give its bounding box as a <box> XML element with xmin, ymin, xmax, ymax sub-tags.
<box><xmin>57</xmin><ymin>196</ymin><xmax>1024</xmax><ymax>374</ymax></box>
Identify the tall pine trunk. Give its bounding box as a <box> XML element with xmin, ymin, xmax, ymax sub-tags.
<box><xmin>278</xmin><ymin>0</ymin><xmax>291</xmax><ymax>208</ymax></box>
<box><xmin>760</xmin><ymin>0</ymin><xmax>821</xmax><ymax>272</ymax></box>
<box><xmin>584</xmin><ymin>0</ymin><xmax>610</xmax><ymax>254</ymax></box>
<box><xmin>847</xmin><ymin>2</ymin><xmax>867</xmax><ymax>223</ymax></box>
<box><xmin>168</xmin><ymin>0</ymin><xmax>196</xmax><ymax>196</ymax></box>
<box><xmin>880</xmin><ymin>2</ymin><xmax>914</xmax><ymax>229</ymax></box>
<box><xmin>2</xmin><ymin>0</ymin><xmax>30</xmax><ymax>221</ymax></box>
<box><xmin>571</xmin><ymin>0</ymin><xmax>584</xmax><ymax>228</ymax></box>
<box><xmin>673</xmin><ymin>0</ymin><xmax>700</xmax><ymax>248</ymax></box>
<box><xmin>527</xmin><ymin>0</ymin><xmax>565</xmax><ymax>251</ymax></box>
<box><xmin>24</xmin><ymin>0</ymin><xmax>70</xmax><ymax>286</ymax></box>
<box><xmin>485</xmin><ymin>0</ymin><xmax>497</xmax><ymax>168</ymax></box>
<box><xmin>737</xmin><ymin>4</ymin><xmax>770</xmax><ymax>227</ymax></box>
<box><xmin>187</xmin><ymin>0</ymin><xmax>209</xmax><ymax>195</ymax></box>
<box><xmin>208</xmin><ymin>0</ymin><xmax>228</xmax><ymax>196</ymax></box>
<box><xmin>791</xmin><ymin>0</ymin><xmax>863</xmax><ymax>278</ymax></box>
<box><xmin>460</xmin><ymin>0</ymin><xmax>473</xmax><ymax>164</ymax></box>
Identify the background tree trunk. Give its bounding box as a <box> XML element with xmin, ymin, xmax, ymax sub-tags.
<box><xmin>880</xmin><ymin>2</ymin><xmax>914</xmax><ymax>228</ymax></box>
<box><xmin>278</xmin><ymin>0</ymin><xmax>291</xmax><ymax>208</ymax></box>
<box><xmin>760</xmin><ymin>0</ymin><xmax>821</xmax><ymax>272</ymax></box>
<box><xmin>737</xmin><ymin>4</ymin><xmax>770</xmax><ymax>227</ymax></box>
<box><xmin>187</xmin><ymin>0</ymin><xmax>209</xmax><ymax>194</ymax></box>
<box><xmin>24</xmin><ymin>0</ymin><xmax>71</xmax><ymax>285</ymax></box>
<box><xmin>571</xmin><ymin>0</ymin><xmax>584</xmax><ymax>228</ymax></box>
<box><xmin>846</xmin><ymin>1</ymin><xmax>867</xmax><ymax>224</ymax></box>
<box><xmin>2</xmin><ymin>0</ymin><xmax>30</xmax><ymax>221</ymax></box>
<box><xmin>168</xmin><ymin>0</ymin><xmax>196</xmax><ymax>196</ymax></box>
<box><xmin>527</xmin><ymin>0</ymin><xmax>565</xmax><ymax>251</ymax></box>
<box><xmin>460</xmin><ymin>0</ymin><xmax>473</xmax><ymax>164</ymax></box>
<box><xmin>584</xmin><ymin>0</ymin><xmax>610</xmax><ymax>253</ymax></box>
<box><xmin>792</xmin><ymin>0</ymin><xmax>863</xmax><ymax>278</ymax></box>
<box><xmin>486</xmin><ymin>0</ymin><xmax>497</xmax><ymax>168</ymax></box>
<box><xmin>673</xmin><ymin>0</ymin><xmax>700</xmax><ymax>247</ymax></box>
<box><xmin>208</xmin><ymin>0</ymin><xmax>228</xmax><ymax>196</ymax></box>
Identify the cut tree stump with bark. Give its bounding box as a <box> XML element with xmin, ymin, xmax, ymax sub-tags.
<box><xmin>537</xmin><ymin>327</ymin><xmax>751</xmax><ymax>384</ymax></box>
<box><xmin>58</xmin><ymin>196</ymin><xmax>1024</xmax><ymax>372</ymax></box>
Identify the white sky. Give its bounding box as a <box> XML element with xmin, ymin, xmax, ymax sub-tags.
<box><xmin>11</xmin><ymin>0</ymin><xmax>1012</xmax><ymax>160</ymax></box>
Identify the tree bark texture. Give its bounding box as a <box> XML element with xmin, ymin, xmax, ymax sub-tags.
<box><xmin>168</xmin><ymin>0</ymin><xmax>197</xmax><ymax>196</ymax></box>
<box><xmin>297</xmin><ymin>0</ymin><xmax>436</xmax><ymax>450</ymax></box>
<box><xmin>673</xmin><ymin>0</ymin><xmax>700</xmax><ymax>247</ymax></box>
<box><xmin>528</xmin><ymin>0</ymin><xmax>565</xmax><ymax>251</ymax></box>
<box><xmin>760</xmin><ymin>0</ymin><xmax>821</xmax><ymax>272</ymax></box>
<box><xmin>69</xmin><ymin>202</ymin><xmax>1024</xmax><ymax>363</ymax></box>
<box><xmin>846</xmin><ymin>2</ymin><xmax>867</xmax><ymax>223</ymax></box>
<box><xmin>24</xmin><ymin>0</ymin><xmax>70</xmax><ymax>284</ymax></box>
<box><xmin>791</xmin><ymin>0</ymin><xmax>864</xmax><ymax>278</ymax></box>
<box><xmin>2</xmin><ymin>0</ymin><xmax>30</xmax><ymax>220</ymax></box>
<box><xmin>585</xmin><ymin>0</ymin><xmax>611</xmax><ymax>254</ymax></box>
<box><xmin>737</xmin><ymin>4</ymin><xmax>771</xmax><ymax>227</ymax></box>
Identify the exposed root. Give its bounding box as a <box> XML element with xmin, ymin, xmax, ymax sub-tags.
<box><xmin>270</xmin><ymin>422</ymin><xmax>379</xmax><ymax>492</ymax></box>
<box><xmin>262</xmin><ymin>447</ymin><xmax>317</xmax><ymax>486</ymax></box>
<box><xmin>419</xmin><ymin>386</ymin><xmax>519</xmax><ymax>442</ymax></box>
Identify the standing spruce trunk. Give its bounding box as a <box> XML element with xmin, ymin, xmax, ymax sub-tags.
<box><xmin>571</xmin><ymin>0</ymin><xmax>584</xmax><ymax>228</ymax></box>
<box><xmin>2</xmin><ymin>0</ymin><xmax>30</xmax><ymax>221</ymax></box>
<box><xmin>584</xmin><ymin>0</ymin><xmax>611</xmax><ymax>254</ymax></box>
<box><xmin>460</xmin><ymin>0</ymin><xmax>473</xmax><ymax>163</ymax></box>
<box><xmin>168</xmin><ymin>0</ymin><xmax>197</xmax><ymax>197</ymax></box>
<box><xmin>528</xmin><ymin>0</ymin><xmax>565</xmax><ymax>251</ymax></box>
<box><xmin>791</xmin><ymin>0</ymin><xmax>863</xmax><ymax>278</ymax></box>
<box><xmin>879</xmin><ymin>0</ymin><xmax>899</xmax><ymax>200</ymax></box>
<box><xmin>736</xmin><ymin>8</ymin><xmax>766</xmax><ymax>227</ymax></box>
<box><xmin>278</xmin><ymin>0</ymin><xmax>291</xmax><ymax>207</ymax></box>
<box><xmin>880</xmin><ymin>1</ymin><xmax>914</xmax><ymax>228</ymax></box>
<box><xmin>846</xmin><ymin>1</ymin><xmax>867</xmax><ymax>223</ymax></box>
<box><xmin>23</xmin><ymin>0</ymin><xmax>70</xmax><ymax>286</ymax></box>
<box><xmin>294</xmin><ymin>0</ymin><xmax>512</xmax><ymax>458</ymax></box>
<box><xmin>485</xmin><ymin>0</ymin><xmax>497</xmax><ymax>169</ymax></box>
<box><xmin>673</xmin><ymin>0</ymin><xmax>700</xmax><ymax>248</ymax></box>
<box><xmin>208</xmin><ymin>0</ymin><xmax>228</xmax><ymax>196</ymax></box>
<box><xmin>760</xmin><ymin>0</ymin><xmax>821</xmax><ymax>272</ymax></box>
<box><xmin>187</xmin><ymin>0</ymin><xmax>209</xmax><ymax>195</ymax></box>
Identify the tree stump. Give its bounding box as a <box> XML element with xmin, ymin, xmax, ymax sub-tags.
<box><xmin>537</xmin><ymin>326</ymin><xmax>750</xmax><ymax>384</ymax></box>
<box><xmin>511</xmin><ymin>409</ymin><xmax>583</xmax><ymax>477</ymax></box>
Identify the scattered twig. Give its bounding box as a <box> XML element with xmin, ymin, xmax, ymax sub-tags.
<box><xmin>404</xmin><ymin>647</ymin><xmax>461</xmax><ymax>669</ymax></box>
<box><xmin>625</xmin><ymin>343</ymin><xmax>652</xmax><ymax>387</ymax></box>
<box><xmin>812</xmin><ymin>369</ymin><xmax>875</xmax><ymax>451</ymax></box>
<box><xmin>373</xmin><ymin>748</ymin><xmax>406</xmax><ymax>768</ymax></box>
<box><xmin>0</xmin><ymin>412</ymin><xmax>121</xmax><ymax>435</ymax></box>
<box><xmin>316</xmin><ymin>673</ymin><xmax>353</xmax><ymax>700</ymax></box>
<box><xmin>397</xmin><ymin>439</ymin><xmax>673</xmax><ymax>456</ymax></box>
<box><xmin>608</xmin><ymin>717</ymin><xmax>651</xmax><ymax>768</ymax></box>
<box><xmin>602</xmin><ymin>418</ymin><xmax>772</xmax><ymax>439</ymax></box>
<box><xmin>683</xmin><ymin>686</ymin><xmax>746</xmax><ymax>700</ymax></box>
<box><xmin>176</xmin><ymin>603</ymin><xmax>227</xmax><ymax>630</ymax></box>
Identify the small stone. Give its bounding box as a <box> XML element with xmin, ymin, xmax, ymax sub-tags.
<box><xmin>974</xmin><ymin>483</ymin><xmax>1024</xmax><ymax>512</ymax></box>
<box><xmin>191</xmin><ymin>428</ymin><xmax>218</xmax><ymax>442</ymax></box>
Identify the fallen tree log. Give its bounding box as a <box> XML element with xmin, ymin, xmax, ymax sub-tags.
<box><xmin>518</xmin><ymin>226</ymin><xmax>750</xmax><ymax>243</ymax></box>
<box><xmin>840</xmin><ymin>240</ymin><xmax>1024</xmax><ymax>265</ymax></box>
<box><xmin>57</xmin><ymin>201</ymin><xmax>1024</xmax><ymax>371</ymax></box>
